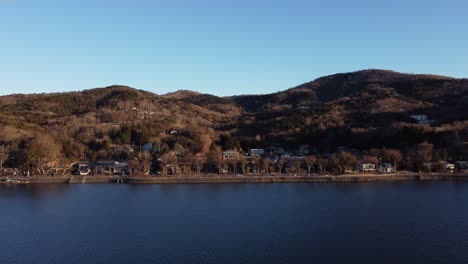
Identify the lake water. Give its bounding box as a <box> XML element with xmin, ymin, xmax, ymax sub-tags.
<box><xmin>1</xmin><ymin>182</ymin><xmax>468</xmax><ymax>264</ymax></box>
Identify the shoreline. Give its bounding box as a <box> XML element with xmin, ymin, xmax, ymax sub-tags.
<box><xmin>2</xmin><ymin>173</ymin><xmax>468</xmax><ymax>184</ymax></box>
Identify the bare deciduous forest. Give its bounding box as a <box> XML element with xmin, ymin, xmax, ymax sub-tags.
<box><xmin>0</xmin><ymin>70</ymin><xmax>467</xmax><ymax>175</ymax></box>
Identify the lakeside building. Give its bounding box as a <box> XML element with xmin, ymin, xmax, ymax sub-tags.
<box><xmin>72</xmin><ymin>161</ymin><xmax>129</xmax><ymax>176</ymax></box>
<box><xmin>249</xmin><ymin>149</ymin><xmax>265</xmax><ymax>157</ymax></box>
<box><xmin>357</xmin><ymin>163</ymin><xmax>376</xmax><ymax>173</ymax></box>
<box><xmin>0</xmin><ymin>168</ymin><xmax>19</xmax><ymax>176</ymax></box>
<box><xmin>379</xmin><ymin>163</ymin><xmax>395</xmax><ymax>173</ymax></box>
<box><xmin>223</xmin><ymin>150</ymin><xmax>239</xmax><ymax>161</ymax></box>
<box><xmin>423</xmin><ymin>161</ymin><xmax>455</xmax><ymax>173</ymax></box>
<box><xmin>142</xmin><ymin>143</ymin><xmax>153</xmax><ymax>151</ymax></box>
<box><xmin>456</xmin><ymin>161</ymin><xmax>468</xmax><ymax>173</ymax></box>
<box><xmin>410</xmin><ymin>114</ymin><xmax>435</xmax><ymax>125</ymax></box>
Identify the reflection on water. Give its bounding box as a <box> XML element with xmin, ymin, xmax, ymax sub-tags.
<box><xmin>0</xmin><ymin>184</ymin><xmax>71</xmax><ymax>200</ymax></box>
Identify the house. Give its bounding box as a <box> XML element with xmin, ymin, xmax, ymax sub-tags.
<box><xmin>142</xmin><ymin>143</ymin><xmax>153</xmax><ymax>151</ymax></box>
<box><xmin>446</xmin><ymin>163</ymin><xmax>455</xmax><ymax>173</ymax></box>
<box><xmin>456</xmin><ymin>161</ymin><xmax>468</xmax><ymax>173</ymax></box>
<box><xmin>410</xmin><ymin>114</ymin><xmax>435</xmax><ymax>125</ymax></box>
<box><xmin>2</xmin><ymin>168</ymin><xmax>18</xmax><ymax>176</ymax></box>
<box><xmin>71</xmin><ymin>162</ymin><xmax>92</xmax><ymax>176</ymax></box>
<box><xmin>249</xmin><ymin>149</ymin><xmax>265</xmax><ymax>157</ymax></box>
<box><xmin>357</xmin><ymin>163</ymin><xmax>376</xmax><ymax>173</ymax></box>
<box><xmin>379</xmin><ymin>163</ymin><xmax>395</xmax><ymax>173</ymax></box>
<box><xmin>423</xmin><ymin>161</ymin><xmax>455</xmax><ymax>173</ymax></box>
<box><xmin>223</xmin><ymin>150</ymin><xmax>239</xmax><ymax>161</ymax></box>
<box><xmin>72</xmin><ymin>161</ymin><xmax>128</xmax><ymax>176</ymax></box>
<box><xmin>411</xmin><ymin>115</ymin><xmax>428</xmax><ymax>122</ymax></box>
<box><xmin>165</xmin><ymin>164</ymin><xmax>177</xmax><ymax>175</ymax></box>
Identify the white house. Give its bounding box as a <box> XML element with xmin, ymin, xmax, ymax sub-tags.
<box><xmin>423</xmin><ymin>161</ymin><xmax>455</xmax><ymax>172</ymax></box>
<box><xmin>357</xmin><ymin>163</ymin><xmax>376</xmax><ymax>173</ymax></box>
<box><xmin>223</xmin><ymin>150</ymin><xmax>239</xmax><ymax>161</ymax></box>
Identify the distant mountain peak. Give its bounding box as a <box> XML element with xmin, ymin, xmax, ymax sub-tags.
<box><xmin>162</xmin><ymin>90</ymin><xmax>202</xmax><ymax>99</ymax></box>
<box><xmin>316</xmin><ymin>69</ymin><xmax>454</xmax><ymax>83</ymax></box>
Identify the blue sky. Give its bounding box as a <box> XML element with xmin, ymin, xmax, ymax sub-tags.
<box><xmin>0</xmin><ymin>0</ymin><xmax>467</xmax><ymax>96</ymax></box>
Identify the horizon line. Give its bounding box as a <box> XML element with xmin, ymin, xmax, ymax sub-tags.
<box><xmin>0</xmin><ymin>68</ymin><xmax>465</xmax><ymax>98</ymax></box>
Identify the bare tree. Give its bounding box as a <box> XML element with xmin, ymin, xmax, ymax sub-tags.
<box><xmin>304</xmin><ymin>155</ymin><xmax>317</xmax><ymax>175</ymax></box>
<box><xmin>334</xmin><ymin>152</ymin><xmax>358</xmax><ymax>174</ymax></box>
<box><xmin>222</xmin><ymin>158</ymin><xmax>230</xmax><ymax>174</ymax></box>
<box><xmin>362</xmin><ymin>155</ymin><xmax>379</xmax><ymax>165</ymax></box>
<box><xmin>316</xmin><ymin>157</ymin><xmax>327</xmax><ymax>174</ymax></box>
<box><xmin>160</xmin><ymin>153</ymin><xmax>178</xmax><ymax>175</ymax></box>
<box><xmin>381</xmin><ymin>148</ymin><xmax>402</xmax><ymax>171</ymax></box>
<box><xmin>277</xmin><ymin>158</ymin><xmax>286</xmax><ymax>174</ymax></box>
<box><xmin>139</xmin><ymin>151</ymin><xmax>153</xmax><ymax>174</ymax></box>
<box><xmin>207</xmin><ymin>147</ymin><xmax>223</xmax><ymax>174</ymax></box>
<box><xmin>251</xmin><ymin>155</ymin><xmax>259</xmax><ymax>174</ymax></box>
<box><xmin>261</xmin><ymin>158</ymin><xmax>271</xmax><ymax>174</ymax></box>
<box><xmin>193</xmin><ymin>155</ymin><xmax>207</xmax><ymax>175</ymax></box>
<box><xmin>25</xmin><ymin>135</ymin><xmax>61</xmax><ymax>175</ymax></box>
<box><xmin>180</xmin><ymin>154</ymin><xmax>192</xmax><ymax>175</ymax></box>
<box><xmin>239</xmin><ymin>155</ymin><xmax>248</xmax><ymax>174</ymax></box>
<box><xmin>128</xmin><ymin>158</ymin><xmax>140</xmax><ymax>175</ymax></box>
<box><xmin>228</xmin><ymin>157</ymin><xmax>239</xmax><ymax>174</ymax></box>
<box><xmin>291</xmin><ymin>160</ymin><xmax>303</xmax><ymax>175</ymax></box>
<box><xmin>417</xmin><ymin>141</ymin><xmax>433</xmax><ymax>163</ymax></box>
<box><xmin>0</xmin><ymin>145</ymin><xmax>10</xmax><ymax>170</ymax></box>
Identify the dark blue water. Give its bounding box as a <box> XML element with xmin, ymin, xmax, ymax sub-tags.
<box><xmin>1</xmin><ymin>182</ymin><xmax>468</xmax><ymax>264</ymax></box>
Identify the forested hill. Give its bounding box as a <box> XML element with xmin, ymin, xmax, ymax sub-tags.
<box><xmin>232</xmin><ymin>69</ymin><xmax>463</xmax><ymax>112</ymax></box>
<box><xmin>0</xmin><ymin>84</ymin><xmax>242</xmax><ymax>167</ymax></box>
<box><xmin>0</xmin><ymin>69</ymin><xmax>467</xmax><ymax>169</ymax></box>
<box><xmin>231</xmin><ymin>70</ymin><xmax>468</xmax><ymax>151</ymax></box>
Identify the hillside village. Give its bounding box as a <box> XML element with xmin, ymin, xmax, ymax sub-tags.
<box><xmin>0</xmin><ymin>70</ymin><xmax>467</xmax><ymax>177</ymax></box>
<box><xmin>4</xmin><ymin>139</ymin><xmax>467</xmax><ymax>178</ymax></box>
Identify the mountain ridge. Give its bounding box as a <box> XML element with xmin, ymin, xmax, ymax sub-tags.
<box><xmin>0</xmin><ymin>69</ymin><xmax>467</xmax><ymax>170</ymax></box>
<box><xmin>1</xmin><ymin>69</ymin><xmax>461</xmax><ymax>99</ymax></box>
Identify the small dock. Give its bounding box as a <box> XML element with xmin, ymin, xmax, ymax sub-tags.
<box><xmin>69</xmin><ymin>175</ymin><xmax>85</xmax><ymax>183</ymax></box>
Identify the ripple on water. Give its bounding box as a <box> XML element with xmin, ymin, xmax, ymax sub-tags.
<box><xmin>1</xmin><ymin>182</ymin><xmax>468</xmax><ymax>264</ymax></box>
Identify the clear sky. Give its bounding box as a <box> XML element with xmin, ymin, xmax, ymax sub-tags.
<box><xmin>0</xmin><ymin>0</ymin><xmax>467</xmax><ymax>96</ymax></box>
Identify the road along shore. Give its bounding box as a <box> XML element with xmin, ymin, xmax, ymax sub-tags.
<box><xmin>2</xmin><ymin>173</ymin><xmax>468</xmax><ymax>184</ymax></box>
